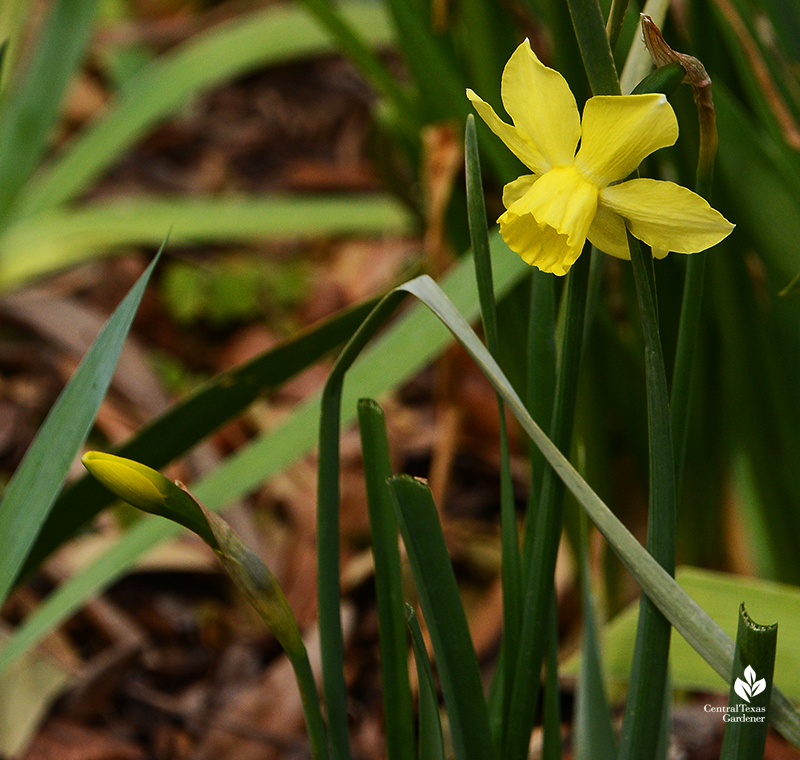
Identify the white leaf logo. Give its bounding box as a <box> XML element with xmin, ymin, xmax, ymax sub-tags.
<box><xmin>734</xmin><ymin>665</ymin><xmax>766</xmax><ymax>703</ymax></box>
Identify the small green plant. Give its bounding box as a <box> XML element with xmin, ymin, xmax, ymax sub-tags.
<box><xmin>160</xmin><ymin>255</ymin><xmax>309</xmax><ymax>328</ymax></box>
<box><xmin>0</xmin><ymin>250</ymin><xmax>161</xmax><ymax>608</ymax></box>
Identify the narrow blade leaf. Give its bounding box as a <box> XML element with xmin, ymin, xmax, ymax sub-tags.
<box><xmin>0</xmin><ymin>250</ymin><xmax>160</xmax><ymax>606</ymax></box>
<box><xmin>0</xmin><ymin>195</ymin><xmax>413</xmax><ymax>290</ymax></box>
<box><xmin>390</xmin><ymin>475</ymin><xmax>495</xmax><ymax>760</ymax></box>
<box><xmin>406</xmin><ymin>605</ymin><xmax>445</xmax><ymax>760</ymax></box>
<box><xmin>357</xmin><ymin>399</ymin><xmax>415</xmax><ymax>760</ymax></box>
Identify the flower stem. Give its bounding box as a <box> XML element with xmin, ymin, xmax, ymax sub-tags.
<box><xmin>671</xmin><ymin>96</ymin><xmax>717</xmax><ymax>490</ymax></box>
<box><xmin>564</xmin><ymin>8</ymin><xmax>681</xmax><ymax>755</ymax></box>
<box><xmin>641</xmin><ymin>15</ymin><xmax>720</xmax><ymax>490</ymax></box>
<box><xmin>605</xmin><ymin>0</ymin><xmax>629</xmax><ymax>52</ymax></box>
<box><xmin>566</xmin><ymin>0</ymin><xmax>620</xmax><ymax>95</ymax></box>
<box><xmin>670</xmin><ymin>108</ymin><xmax>716</xmax><ymax>483</ymax></box>
<box><xmin>618</xmin><ymin>234</ymin><xmax>677</xmax><ymax>760</ymax></box>
<box><xmin>465</xmin><ymin>114</ymin><xmax>522</xmax><ymax>721</ymax></box>
<box><xmin>503</xmin><ymin>249</ymin><xmax>590</xmax><ymax>760</ymax></box>
<box><xmin>670</xmin><ymin>253</ymin><xmax>705</xmax><ymax>488</ymax></box>
<box><xmin>525</xmin><ymin>269</ymin><xmax>557</xmax><ymax>516</ymax></box>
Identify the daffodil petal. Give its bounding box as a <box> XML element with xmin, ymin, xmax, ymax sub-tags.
<box><xmin>587</xmin><ymin>204</ymin><xmax>630</xmax><ymax>259</ymax></box>
<box><xmin>600</xmin><ymin>179</ymin><xmax>734</xmax><ymax>253</ymax></box>
<box><xmin>502</xmin><ymin>174</ymin><xmax>537</xmax><ymax>208</ymax></box>
<box><xmin>467</xmin><ymin>89</ymin><xmax>549</xmax><ymax>174</ymax></box>
<box><xmin>499</xmin><ymin>210</ymin><xmax>583</xmax><ymax>275</ymax></box>
<box><xmin>576</xmin><ymin>94</ymin><xmax>678</xmax><ymax>185</ymax></box>
<box><xmin>500</xmin><ymin>40</ymin><xmax>580</xmax><ymax>168</ymax></box>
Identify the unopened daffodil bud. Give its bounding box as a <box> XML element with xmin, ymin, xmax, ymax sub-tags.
<box><xmin>81</xmin><ymin>451</ymin><xmax>219</xmax><ymax>549</ymax></box>
<box><xmin>82</xmin><ymin>451</ymin><xmax>305</xmax><ymax>658</ymax></box>
<box><xmin>82</xmin><ymin>451</ymin><xmax>171</xmax><ymax>513</ymax></box>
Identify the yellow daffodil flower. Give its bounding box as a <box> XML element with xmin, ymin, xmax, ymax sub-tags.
<box><xmin>467</xmin><ymin>40</ymin><xmax>733</xmax><ymax>275</ymax></box>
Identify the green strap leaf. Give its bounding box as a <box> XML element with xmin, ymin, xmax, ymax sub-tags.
<box><xmin>0</xmin><ymin>195</ymin><xmax>414</xmax><ymax>290</ymax></box>
<box><xmin>719</xmin><ymin>605</ymin><xmax>777</xmax><ymax>760</ymax></box>
<box><xmin>405</xmin><ymin>605</ymin><xmax>445</xmax><ymax>760</ymax></box>
<box><xmin>357</xmin><ymin>399</ymin><xmax>415</xmax><ymax>760</ymax></box>
<box><xmin>0</xmin><ymin>250</ymin><xmax>160</xmax><ymax>607</ymax></box>
<box><xmin>390</xmin><ymin>475</ymin><xmax>495</xmax><ymax>760</ymax></box>
<box><xmin>565</xmin><ymin>0</ymin><xmax>620</xmax><ymax>96</ymax></box>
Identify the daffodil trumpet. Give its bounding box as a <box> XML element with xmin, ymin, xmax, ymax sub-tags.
<box><xmin>467</xmin><ymin>40</ymin><xmax>733</xmax><ymax>275</ymax></box>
